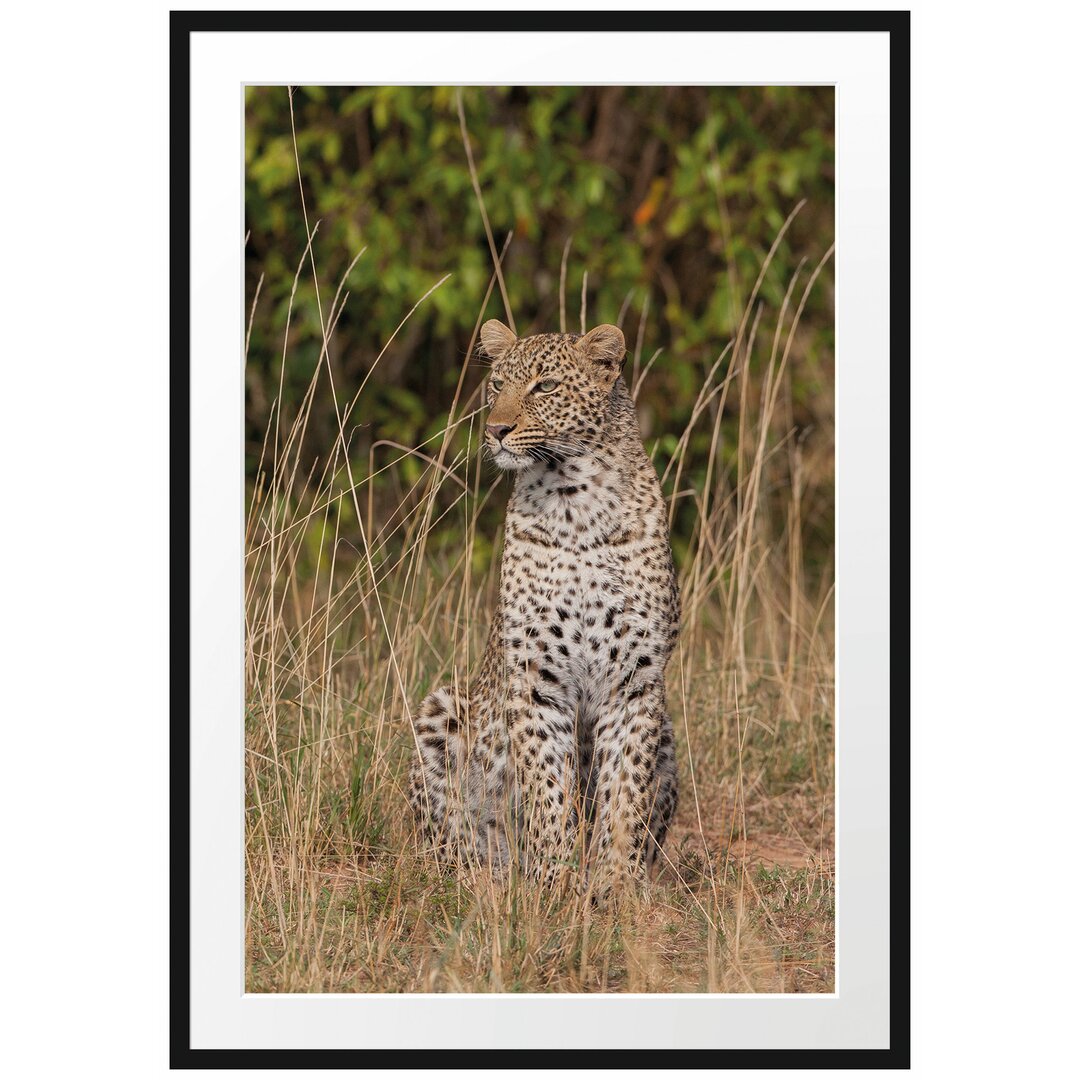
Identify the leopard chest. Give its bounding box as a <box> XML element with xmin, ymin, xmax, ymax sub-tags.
<box><xmin>499</xmin><ymin>472</ymin><xmax>661</xmax><ymax>718</ymax></box>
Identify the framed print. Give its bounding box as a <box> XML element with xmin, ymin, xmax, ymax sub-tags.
<box><xmin>172</xmin><ymin>8</ymin><xmax>909</xmax><ymax>1067</ymax></box>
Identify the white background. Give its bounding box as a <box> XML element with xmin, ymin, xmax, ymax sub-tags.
<box><xmin>1</xmin><ymin>0</ymin><xmax>1077</xmax><ymax>1077</ymax></box>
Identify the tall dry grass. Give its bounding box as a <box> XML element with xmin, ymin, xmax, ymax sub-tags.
<box><xmin>244</xmin><ymin>94</ymin><xmax>835</xmax><ymax>994</ymax></box>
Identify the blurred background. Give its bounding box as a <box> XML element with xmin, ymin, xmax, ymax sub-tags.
<box><xmin>244</xmin><ymin>84</ymin><xmax>834</xmax><ymax>575</ymax></box>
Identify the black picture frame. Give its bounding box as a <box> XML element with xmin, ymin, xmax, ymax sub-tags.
<box><xmin>170</xmin><ymin>8</ymin><xmax>910</xmax><ymax>1068</ymax></box>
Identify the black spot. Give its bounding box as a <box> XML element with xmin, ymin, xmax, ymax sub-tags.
<box><xmin>549</xmin><ymin>623</ymin><xmax>563</xmax><ymax>638</ymax></box>
<box><xmin>555</xmin><ymin>607</ymin><xmax>570</xmax><ymax>621</ymax></box>
<box><xmin>532</xmin><ymin>688</ymin><xmax>555</xmax><ymax>708</ymax></box>
<box><xmin>539</xmin><ymin>668</ymin><xmax>559</xmax><ymax>684</ymax></box>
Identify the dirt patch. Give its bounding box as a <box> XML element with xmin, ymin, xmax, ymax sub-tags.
<box><xmin>728</xmin><ymin>833</ymin><xmax>829</xmax><ymax>870</ymax></box>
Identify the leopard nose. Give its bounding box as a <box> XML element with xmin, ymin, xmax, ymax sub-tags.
<box><xmin>486</xmin><ymin>422</ymin><xmax>515</xmax><ymax>443</ymax></box>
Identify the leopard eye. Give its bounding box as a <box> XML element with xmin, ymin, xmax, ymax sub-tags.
<box><xmin>489</xmin><ymin>378</ymin><xmax>503</xmax><ymax>392</ymax></box>
<box><xmin>536</xmin><ymin>379</ymin><xmax>558</xmax><ymax>393</ymax></box>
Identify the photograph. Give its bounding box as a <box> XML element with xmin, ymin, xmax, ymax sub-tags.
<box><xmin>242</xmin><ymin>82</ymin><xmax>837</xmax><ymax>995</ymax></box>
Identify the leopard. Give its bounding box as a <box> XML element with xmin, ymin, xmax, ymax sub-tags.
<box><xmin>408</xmin><ymin>318</ymin><xmax>680</xmax><ymax>892</ymax></box>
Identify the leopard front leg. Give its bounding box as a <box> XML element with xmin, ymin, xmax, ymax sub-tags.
<box><xmin>588</xmin><ymin>680</ymin><xmax>672</xmax><ymax>892</ymax></box>
<box><xmin>507</xmin><ymin>681</ymin><xmax>579</xmax><ymax>886</ymax></box>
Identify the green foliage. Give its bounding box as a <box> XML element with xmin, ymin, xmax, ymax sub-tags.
<box><xmin>245</xmin><ymin>85</ymin><xmax>834</xmax><ymax>558</ymax></box>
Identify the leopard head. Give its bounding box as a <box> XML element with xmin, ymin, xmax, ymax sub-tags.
<box><xmin>479</xmin><ymin>319</ymin><xmax>626</xmax><ymax>470</ymax></box>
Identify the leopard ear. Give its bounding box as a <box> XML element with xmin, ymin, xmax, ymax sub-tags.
<box><xmin>579</xmin><ymin>324</ymin><xmax>626</xmax><ymax>384</ymax></box>
<box><xmin>480</xmin><ymin>319</ymin><xmax>517</xmax><ymax>361</ymax></box>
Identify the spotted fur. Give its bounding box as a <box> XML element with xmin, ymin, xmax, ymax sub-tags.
<box><xmin>408</xmin><ymin>320</ymin><xmax>679</xmax><ymax>890</ymax></box>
